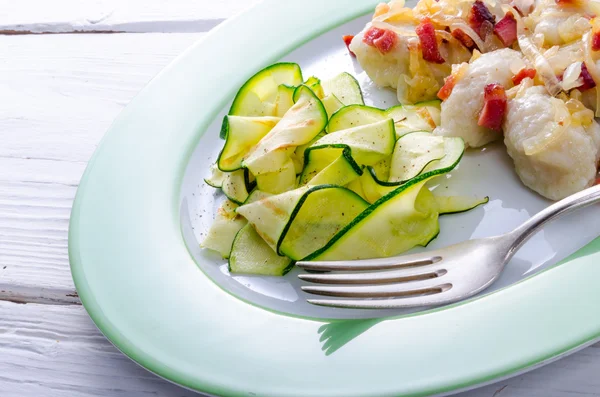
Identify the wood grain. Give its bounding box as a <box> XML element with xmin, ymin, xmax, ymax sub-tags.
<box><xmin>0</xmin><ymin>33</ymin><xmax>202</xmax><ymax>294</ymax></box>
<box><xmin>0</xmin><ymin>301</ymin><xmax>200</xmax><ymax>397</ymax></box>
<box><xmin>0</xmin><ymin>0</ymin><xmax>260</xmax><ymax>33</ymax></box>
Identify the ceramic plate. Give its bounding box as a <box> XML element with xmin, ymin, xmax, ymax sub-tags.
<box><xmin>69</xmin><ymin>1</ymin><xmax>600</xmax><ymax>396</ymax></box>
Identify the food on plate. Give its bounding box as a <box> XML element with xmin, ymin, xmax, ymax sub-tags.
<box><xmin>348</xmin><ymin>0</ymin><xmax>600</xmax><ymax>200</ymax></box>
<box><xmin>202</xmin><ymin>62</ymin><xmax>486</xmax><ymax>275</ymax></box>
<box><xmin>348</xmin><ymin>0</ymin><xmax>520</xmax><ymax>105</ymax></box>
<box><xmin>504</xmin><ymin>83</ymin><xmax>600</xmax><ymax>200</ymax></box>
<box><xmin>434</xmin><ymin>48</ymin><xmax>524</xmax><ymax>147</ymax></box>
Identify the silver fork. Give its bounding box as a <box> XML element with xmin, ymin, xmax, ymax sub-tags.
<box><xmin>297</xmin><ymin>184</ymin><xmax>600</xmax><ymax>309</ymax></box>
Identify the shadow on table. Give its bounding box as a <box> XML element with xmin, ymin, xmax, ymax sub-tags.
<box><xmin>317</xmin><ymin>318</ymin><xmax>384</xmax><ymax>356</ymax></box>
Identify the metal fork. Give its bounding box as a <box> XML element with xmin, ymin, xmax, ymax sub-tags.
<box><xmin>297</xmin><ymin>184</ymin><xmax>600</xmax><ymax>309</ymax></box>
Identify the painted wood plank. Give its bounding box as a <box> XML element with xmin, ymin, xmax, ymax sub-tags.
<box><xmin>0</xmin><ymin>0</ymin><xmax>260</xmax><ymax>34</ymax></box>
<box><xmin>0</xmin><ymin>33</ymin><xmax>202</xmax><ymax>293</ymax></box>
<box><xmin>0</xmin><ymin>301</ymin><xmax>200</xmax><ymax>397</ymax></box>
<box><xmin>0</xmin><ymin>301</ymin><xmax>598</xmax><ymax>397</ymax></box>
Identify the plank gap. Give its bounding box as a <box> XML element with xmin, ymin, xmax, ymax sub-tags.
<box><xmin>0</xmin><ymin>284</ymin><xmax>80</xmax><ymax>306</ymax></box>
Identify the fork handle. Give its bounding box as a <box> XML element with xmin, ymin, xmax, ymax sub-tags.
<box><xmin>507</xmin><ymin>183</ymin><xmax>600</xmax><ymax>258</ymax></box>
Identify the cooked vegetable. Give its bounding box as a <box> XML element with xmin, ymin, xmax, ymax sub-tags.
<box><xmin>229</xmin><ymin>63</ymin><xmax>303</xmax><ymax>116</ymax></box>
<box><xmin>305</xmin><ymin>176</ymin><xmax>441</xmax><ymax>261</ymax></box>
<box><xmin>203</xmin><ymin>61</ymin><xmax>483</xmax><ymax>275</ymax></box>
<box><xmin>310</xmin><ymin>118</ymin><xmax>396</xmax><ymax>166</ymax></box>
<box><xmin>201</xmin><ymin>200</ymin><xmax>247</xmax><ymax>258</ymax></box>
<box><xmin>218</xmin><ymin>116</ymin><xmax>280</xmax><ymax>171</ymax></box>
<box><xmin>299</xmin><ymin>146</ymin><xmax>363</xmax><ymax>186</ymax></box>
<box><xmin>222</xmin><ymin>169</ymin><xmax>253</xmax><ymax>205</ymax></box>
<box><xmin>435</xmin><ymin>195</ymin><xmax>490</xmax><ymax>214</ymax></box>
<box><xmin>229</xmin><ymin>224</ymin><xmax>293</xmax><ymax>276</ymax></box>
<box><xmin>242</xmin><ymin>85</ymin><xmax>327</xmax><ymax>175</ymax></box>
<box><xmin>389</xmin><ymin>132</ymin><xmax>446</xmax><ymax>183</ymax></box>
<box><xmin>322</xmin><ymin>72</ymin><xmax>364</xmax><ymax>105</ymax></box>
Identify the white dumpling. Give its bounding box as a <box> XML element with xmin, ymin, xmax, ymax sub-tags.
<box><xmin>349</xmin><ymin>27</ymin><xmax>412</xmax><ymax>91</ymax></box>
<box><xmin>504</xmin><ymin>86</ymin><xmax>600</xmax><ymax>200</ymax></box>
<box><xmin>434</xmin><ymin>48</ymin><xmax>524</xmax><ymax>148</ymax></box>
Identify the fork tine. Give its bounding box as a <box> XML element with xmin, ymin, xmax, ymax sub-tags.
<box><xmin>301</xmin><ymin>281</ymin><xmax>452</xmax><ymax>298</ymax></box>
<box><xmin>307</xmin><ymin>293</ymin><xmax>457</xmax><ymax>309</ymax></box>
<box><xmin>298</xmin><ymin>267</ymin><xmax>447</xmax><ymax>284</ymax></box>
<box><xmin>296</xmin><ymin>253</ymin><xmax>442</xmax><ymax>272</ymax></box>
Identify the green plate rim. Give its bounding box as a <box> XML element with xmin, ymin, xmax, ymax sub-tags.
<box><xmin>69</xmin><ymin>1</ymin><xmax>600</xmax><ymax>396</ymax></box>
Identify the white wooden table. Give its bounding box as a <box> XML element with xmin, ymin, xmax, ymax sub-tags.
<box><xmin>1</xmin><ymin>1</ymin><xmax>599</xmax><ymax>396</ymax></box>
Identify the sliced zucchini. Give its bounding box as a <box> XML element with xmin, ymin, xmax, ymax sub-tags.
<box><xmin>255</xmin><ymin>157</ymin><xmax>297</xmax><ymax>194</ymax></box>
<box><xmin>222</xmin><ymin>169</ymin><xmax>252</xmax><ymax>205</ymax></box>
<box><xmin>386</xmin><ymin>100</ymin><xmax>441</xmax><ymax>137</ymax></box>
<box><xmin>229</xmin><ymin>62</ymin><xmax>303</xmax><ymax>117</ymax></box>
<box><xmin>321</xmin><ymin>94</ymin><xmax>344</xmax><ymax>118</ymax></box>
<box><xmin>201</xmin><ymin>200</ymin><xmax>247</xmax><ymax>258</ymax></box>
<box><xmin>310</xmin><ymin>118</ymin><xmax>396</xmax><ymax>166</ymax></box>
<box><xmin>217</xmin><ymin>115</ymin><xmax>280</xmax><ymax>171</ymax></box>
<box><xmin>322</xmin><ymin>72</ymin><xmax>364</xmax><ymax>105</ymax></box>
<box><xmin>371</xmin><ymin>157</ymin><xmax>391</xmax><ymax>181</ymax></box>
<box><xmin>236</xmin><ymin>185</ymin><xmax>368</xmax><ymax>259</ymax></box>
<box><xmin>304</xmin><ymin>76</ymin><xmax>325</xmax><ymax>98</ymax></box>
<box><xmin>388</xmin><ymin>132</ymin><xmax>446</xmax><ymax>183</ymax></box>
<box><xmin>360</xmin><ymin>136</ymin><xmax>465</xmax><ymax>203</ymax></box>
<box><xmin>205</xmin><ymin>163</ymin><xmax>226</xmax><ymax>188</ymax></box>
<box><xmin>229</xmin><ymin>224</ymin><xmax>293</xmax><ymax>276</ymax></box>
<box><xmin>275</xmin><ymin>84</ymin><xmax>296</xmax><ymax>117</ymax></box>
<box><xmin>435</xmin><ymin>195</ymin><xmax>489</xmax><ymax>214</ymax></box>
<box><xmin>346</xmin><ymin>177</ymin><xmax>368</xmax><ymax>202</ymax></box>
<box><xmin>420</xmin><ymin>136</ymin><xmax>464</xmax><ymax>175</ymax></box>
<box><xmin>242</xmin><ymin>85</ymin><xmax>327</xmax><ymax>175</ymax></box>
<box><xmin>328</xmin><ymin>105</ymin><xmax>386</xmax><ymax>133</ymax></box>
<box><xmin>278</xmin><ymin>186</ymin><xmax>369</xmax><ymax>260</ymax></box>
<box><xmin>299</xmin><ymin>146</ymin><xmax>363</xmax><ymax>186</ymax></box>
<box><xmin>236</xmin><ymin>186</ymin><xmax>311</xmax><ymax>251</ymax></box>
<box><xmin>306</xmin><ymin>175</ymin><xmax>440</xmax><ymax>261</ymax></box>
<box><xmin>359</xmin><ymin>167</ymin><xmax>395</xmax><ymax>204</ymax></box>
<box><xmin>243</xmin><ymin>189</ymin><xmax>272</xmax><ymax>204</ymax></box>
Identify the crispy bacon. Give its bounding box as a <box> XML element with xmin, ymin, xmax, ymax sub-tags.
<box><xmin>478</xmin><ymin>83</ymin><xmax>507</xmax><ymax>132</ymax></box>
<box><xmin>437</xmin><ymin>75</ymin><xmax>457</xmax><ymax>100</ymax></box>
<box><xmin>579</xmin><ymin>63</ymin><xmax>597</xmax><ymax>91</ymax></box>
<box><xmin>363</xmin><ymin>27</ymin><xmax>385</xmax><ymax>46</ymax></box>
<box><xmin>363</xmin><ymin>27</ymin><xmax>397</xmax><ymax>54</ymax></box>
<box><xmin>416</xmin><ymin>18</ymin><xmax>445</xmax><ymax>64</ymax></box>
<box><xmin>468</xmin><ymin>0</ymin><xmax>496</xmax><ymax>38</ymax></box>
<box><xmin>592</xmin><ymin>31</ymin><xmax>600</xmax><ymax>51</ymax></box>
<box><xmin>343</xmin><ymin>35</ymin><xmax>356</xmax><ymax>57</ymax></box>
<box><xmin>452</xmin><ymin>28</ymin><xmax>476</xmax><ymax>50</ymax></box>
<box><xmin>512</xmin><ymin>68</ymin><xmax>536</xmax><ymax>85</ymax></box>
<box><xmin>494</xmin><ymin>12</ymin><xmax>517</xmax><ymax>47</ymax></box>
<box><xmin>374</xmin><ymin>30</ymin><xmax>398</xmax><ymax>53</ymax></box>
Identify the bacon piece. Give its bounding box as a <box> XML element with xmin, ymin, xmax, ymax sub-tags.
<box><xmin>373</xmin><ymin>30</ymin><xmax>398</xmax><ymax>53</ymax></box>
<box><xmin>478</xmin><ymin>83</ymin><xmax>507</xmax><ymax>132</ymax></box>
<box><xmin>363</xmin><ymin>27</ymin><xmax>397</xmax><ymax>54</ymax></box>
<box><xmin>512</xmin><ymin>68</ymin><xmax>536</xmax><ymax>85</ymax></box>
<box><xmin>416</xmin><ymin>18</ymin><xmax>445</xmax><ymax>64</ymax></box>
<box><xmin>452</xmin><ymin>28</ymin><xmax>476</xmax><ymax>50</ymax></box>
<box><xmin>468</xmin><ymin>0</ymin><xmax>496</xmax><ymax>38</ymax></box>
<box><xmin>437</xmin><ymin>75</ymin><xmax>457</xmax><ymax>100</ymax></box>
<box><xmin>343</xmin><ymin>35</ymin><xmax>356</xmax><ymax>57</ymax></box>
<box><xmin>363</xmin><ymin>27</ymin><xmax>385</xmax><ymax>46</ymax></box>
<box><xmin>494</xmin><ymin>12</ymin><xmax>517</xmax><ymax>47</ymax></box>
<box><xmin>592</xmin><ymin>31</ymin><xmax>600</xmax><ymax>51</ymax></box>
<box><xmin>579</xmin><ymin>63</ymin><xmax>597</xmax><ymax>91</ymax></box>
